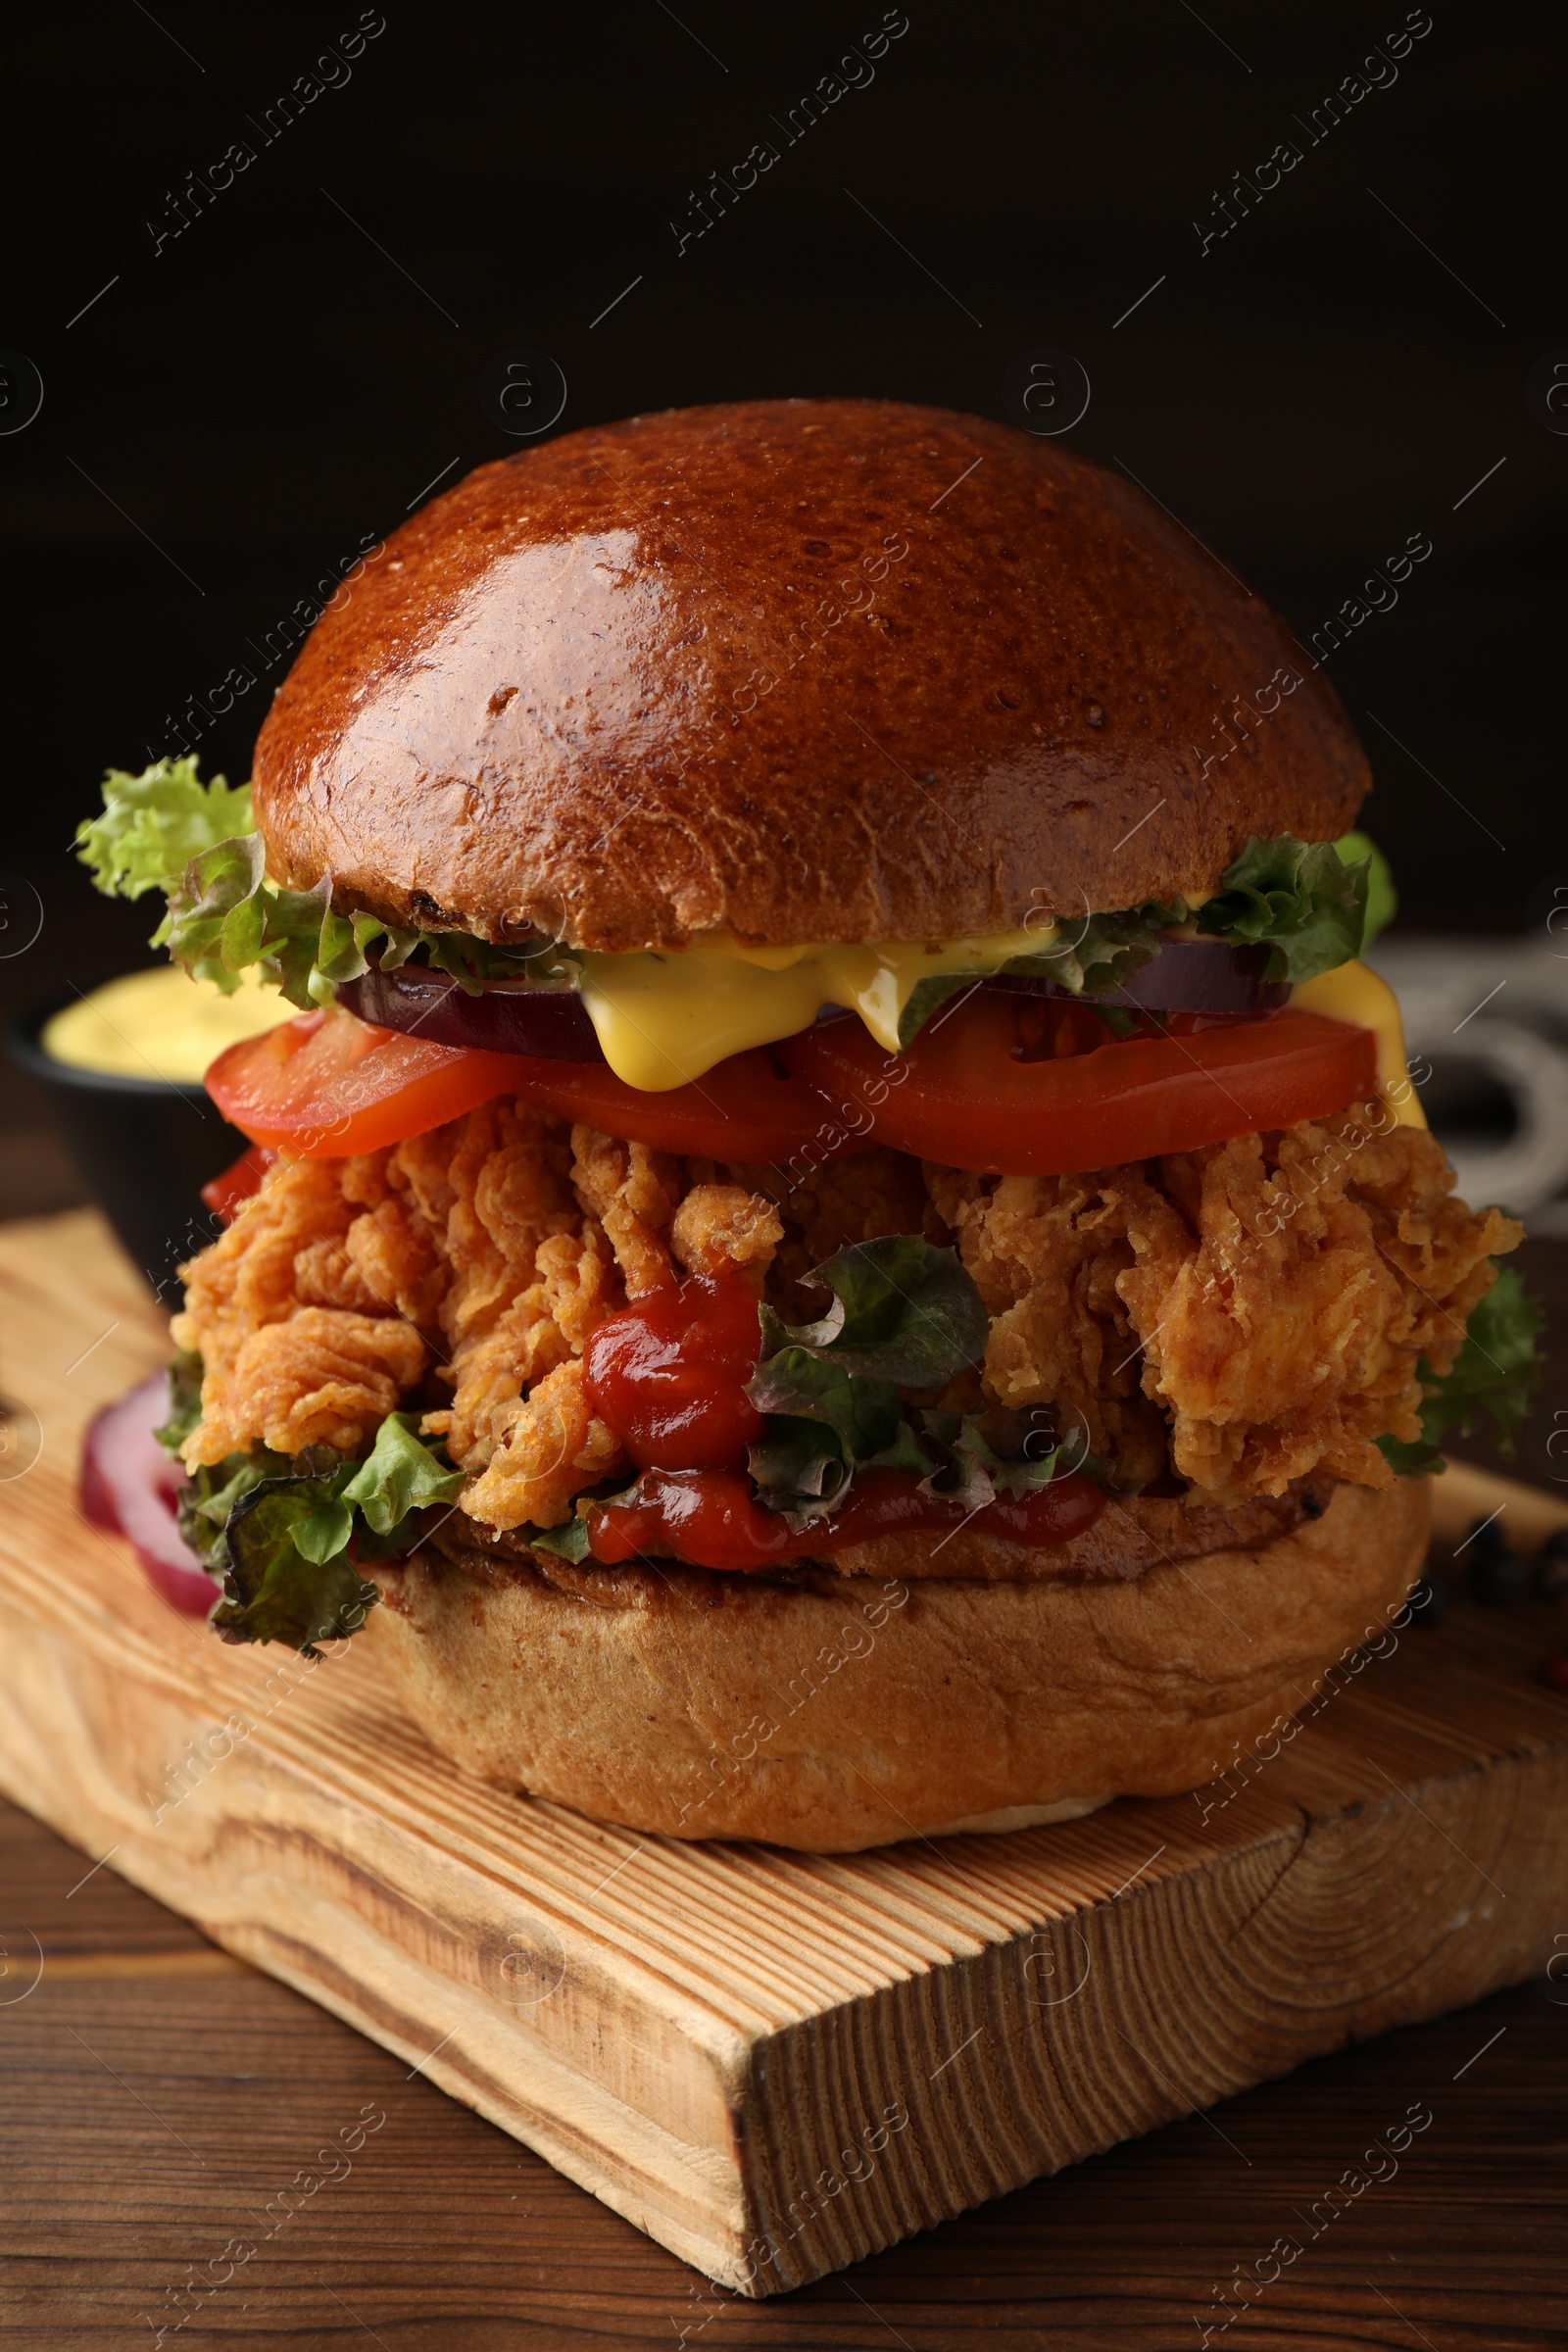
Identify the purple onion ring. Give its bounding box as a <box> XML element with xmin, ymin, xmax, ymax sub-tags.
<box><xmin>337</xmin><ymin>936</ymin><xmax>1284</xmax><ymax>1061</ymax></box>
<box><xmin>337</xmin><ymin>966</ymin><xmax>607</xmax><ymax>1060</ymax></box>
<box><xmin>996</xmin><ymin>936</ymin><xmax>1287</xmax><ymax>1014</ymax></box>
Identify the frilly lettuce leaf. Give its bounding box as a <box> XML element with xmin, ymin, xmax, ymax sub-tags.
<box><xmin>313</xmin><ymin>904</ymin><xmax>555</xmax><ymax>999</ymax></box>
<box><xmin>77</xmin><ymin>758</ymin><xmax>563</xmax><ymax>1007</ymax></box>
<box><xmin>757</xmin><ymin>1236</ymin><xmax>989</xmax><ymax>1387</ymax></box>
<box><xmin>214</xmin><ymin>1479</ymin><xmax>380</xmax><ymax>1649</ymax></box>
<box><xmin>740</xmin><ymin>1237</ymin><xmax>1102</xmax><ymax>1526</ymax></box>
<box><xmin>744</xmin><ymin>1238</ymin><xmax>993</xmax><ymax>1523</ymax></box>
<box><xmin>898</xmin><ymin>834</ymin><xmax>1397</xmax><ymax>1045</ymax></box>
<box><xmin>158</xmin><ymin>834</ymin><xmax>334</xmax><ymax>1007</ymax></box>
<box><xmin>1377</xmin><ymin>1265</ymin><xmax>1544</xmax><ymax>1478</ymax></box>
<box><xmin>748</xmin><ymin>1348</ymin><xmax>906</xmax><ymax>1462</ymax></box>
<box><xmin>530</xmin><ymin>1512</ymin><xmax>594</xmax><ymax>1562</ymax></box>
<box><xmin>339</xmin><ymin>1410</ymin><xmax>466</xmax><ymax>1534</ymax></box>
<box><xmin>155</xmin><ymin>1349</ymin><xmax>206</xmax><ymax>1454</ymax></box>
<box><xmin>895</xmin><ymin>910</ymin><xmax>1182</xmax><ymax>1043</ymax></box>
<box><xmin>179</xmin><ymin>1407</ymin><xmax>466</xmax><ymax>1653</ymax></box>
<box><xmin>156</xmin><ymin>835</ymin><xmax>549</xmax><ymax>1010</ymax></box>
<box><xmin>74</xmin><ymin>759</ymin><xmax>254</xmax><ymax>900</ymax></box>
<box><xmin>1000</xmin><ymin>904</ymin><xmax>1180</xmax><ymax>1002</ymax></box>
<box><xmin>177</xmin><ymin>1447</ymin><xmax>292</xmax><ymax>1569</ymax></box>
<box><xmin>914</xmin><ymin>1407</ymin><xmax>1097</xmax><ymax>1510</ymax></box>
<box><xmin>1196</xmin><ymin>833</ymin><xmax>1367</xmax><ymax>984</ymax></box>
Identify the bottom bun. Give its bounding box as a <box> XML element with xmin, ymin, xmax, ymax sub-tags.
<box><xmin>368</xmin><ymin>1479</ymin><xmax>1430</xmax><ymax>1853</ymax></box>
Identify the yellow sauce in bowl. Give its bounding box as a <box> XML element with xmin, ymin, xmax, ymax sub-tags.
<box><xmin>41</xmin><ymin>966</ymin><xmax>293</xmax><ymax>1085</ymax></box>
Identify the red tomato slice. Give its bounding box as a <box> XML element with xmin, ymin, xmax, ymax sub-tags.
<box><xmin>782</xmin><ymin>997</ymin><xmax>1379</xmax><ymax>1176</ymax></box>
<box><xmin>205</xmin><ymin>1010</ymin><xmax>532</xmax><ymax>1156</ymax></box>
<box><xmin>204</xmin><ymin>1007</ymin><xmax>859</xmax><ymax>1164</ymax></box>
<box><xmin>199</xmin><ymin>1143</ymin><xmax>276</xmax><ymax>1222</ymax></box>
<box><xmin>493</xmin><ymin>1049</ymin><xmax>861</xmax><ymax>1164</ymax></box>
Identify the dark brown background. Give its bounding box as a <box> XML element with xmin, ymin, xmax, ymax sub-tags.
<box><xmin>6</xmin><ymin>0</ymin><xmax>1567</xmax><ymax>1194</ymax></box>
<box><xmin>3</xmin><ymin>3</ymin><xmax>1566</xmax><ymax>2343</ymax></box>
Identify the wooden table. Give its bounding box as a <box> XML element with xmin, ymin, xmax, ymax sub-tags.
<box><xmin>4</xmin><ymin>1207</ymin><xmax>1568</xmax><ymax>2347</ymax></box>
<box><xmin>4</xmin><ymin>1792</ymin><xmax>1563</xmax><ymax>2349</ymax></box>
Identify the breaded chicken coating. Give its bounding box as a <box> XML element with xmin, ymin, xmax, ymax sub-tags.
<box><xmin>172</xmin><ymin>1089</ymin><xmax>1519</xmax><ymax>1525</ymax></box>
<box><xmin>933</xmin><ymin>1102</ymin><xmax>1518</xmax><ymax>1504</ymax></box>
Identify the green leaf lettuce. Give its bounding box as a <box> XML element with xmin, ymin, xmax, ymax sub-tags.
<box><xmin>176</xmin><ymin>1406</ymin><xmax>466</xmax><ymax>1654</ymax></box>
<box><xmin>740</xmin><ymin>1237</ymin><xmax>1062</xmax><ymax>1524</ymax></box>
<box><xmin>1196</xmin><ymin>833</ymin><xmax>1368</xmax><ymax>984</ymax></box>
<box><xmin>897</xmin><ymin>833</ymin><xmax>1398</xmax><ymax>1046</ymax></box>
<box><xmin>77</xmin><ymin>758</ymin><xmax>566</xmax><ymax>1009</ymax></box>
<box><xmin>1001</xmin><ymin>905</ymin><xmax>1180</xmax><ymax>1002</ymax></box>
<box><xmin>74</xmin><ymin>759</ymin><xmax>254</xmax><ymax>900</ymax></box>
<box><xmin>757</xmin><ymin>1236</ymin><xmax>989</xmax><ymax>1387</ymax></box>
<box><xmin>1334</xmin><ymin>829</ymin><xmax>1397</xmax><ymax>948</ymax></box>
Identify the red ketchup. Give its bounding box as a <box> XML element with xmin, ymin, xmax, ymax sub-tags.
<box><xmin>587</xmin><ymin>1467</ymin><xmax>1104</xmax><ymax>1574</ymax></box>
<box><xmin>581</xmin><ymin>1264</ymin><xmax>1105</xmax><ymax>1573</ymax></box>
<box><xmin>584</xmin><ymin>1269</ymin><xmax>767</xmax><ymax>1472</ymax></box>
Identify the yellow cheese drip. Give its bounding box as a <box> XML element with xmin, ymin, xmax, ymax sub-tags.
<box><xmin>577</xmin><ymin>925</ymin><xmax>1054</xmax><ymax>1091</ymax></box>
<box><xmin>1292</xmin><ymin>959</ymin><xmax>1425</xmax><ymax>1128</ymax></box>
<box><xmin>41</xmin><ymin>965</ymin><xmax>293</xmax><ymax>1085</ymax></box>
<box><xmin>576</xmin><ymin>928</ymin><xmax>1426</xmax><ymax>1118</ymax></box>
<box><xmin>42</xmin><ymin>936</ymin><xmax>1418</xmax><ymax>1135</ymax></box>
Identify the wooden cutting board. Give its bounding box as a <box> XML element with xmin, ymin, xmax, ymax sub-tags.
<box><xmin>2</xmin><ymin>1209</ymin><xmax>1565</xmax><ymax>2297</ymax></box>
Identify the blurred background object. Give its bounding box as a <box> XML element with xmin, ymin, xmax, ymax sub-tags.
<box><xmin>7</xmin><ymin>996</ymin><xmax>250</xmax><ymax>1301</ymax></box>
<box><xmin>1</xmin><ymin>0</ymin><xmax>1563</xmax><ymax>1476</ymax></box>
<box><xmin>1371</xmin><ymin>936</ymin><xmax>1568</xmax><ymax>1232</ymax></box>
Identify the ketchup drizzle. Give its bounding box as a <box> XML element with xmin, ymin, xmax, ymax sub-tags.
<box><xmin>586</xmin><ymin>1466</ymin><xmax>1105</xmax><ymax>1574</ymax></box>
<box><xmin>579</xmin><ymin>1262</ymin><xmax>1105</xmax><ymax>1573</ymax></box>
<box><xmin>584</xmin><ymin>1268</ymin><xmax>765</xmax><ymax>1472</ymax></box>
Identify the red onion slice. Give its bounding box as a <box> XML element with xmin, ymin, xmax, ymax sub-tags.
<box><xmin>337</xmin><ymin>935</ymin><xmax>1285</xmax><ymax>1063</ymax></box>
<box><xmin>1001</xmin><ymin>936</ymin><xmax>1287</xmax><ymax>1014</ymax></box>
<box><xmin>336</xmin><ymin>967</ymin><xmax>607</xmax><ymax>1060</ymax></box>
<box><xmin>80</xmin><ymin>1370</ymin><xmax>218</xmax><ymax>1617</ymax></box>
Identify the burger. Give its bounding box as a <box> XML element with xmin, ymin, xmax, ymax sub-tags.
<box><xmin>74</xmin><ymin>398</ymin><xmax>1539</xmax><ymax>1852</ymax></box>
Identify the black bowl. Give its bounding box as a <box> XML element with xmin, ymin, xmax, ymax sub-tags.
<box><xmin>8</xmin><ymin>992</ymin><xmax>251</xmax><ymax>1303</ymax></box>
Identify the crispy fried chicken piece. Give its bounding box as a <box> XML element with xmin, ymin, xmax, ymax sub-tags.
<box><xmin>670</xmin><ymin>1183</ymin><xmax>783</xmax><ymax>1278</ymax></box>
<box><xmin>436</xmin><ymin>1101</ymin><xmax>577</xmax><ymax>1351</ymax></box>
<box><xmin>172</xmin><ymin>1156</ymin><xmax>370</xmax><ymax>1457</ymax></box>
<box><xmin>421</xmin><ymin>1285</ymin><xmax>573</xmax><ymax>1470</ymax></box>
<box><xmin>342</xmin><ymin>1195</ymin><xmax>447</xmax><ymax>1325</ymax></box>
<box><xmin>459</xmin><ymin>1356</ymin><xmax>624</xmax><ymax>1532</ymax></box>
<box><xmin>428</xmin><ymin>1102</ymin><xmax>580</xmax><ymax>1464</ymax></box>
<box><xmin>1114</xmin><ymin>1106</ymin><xmax>1518</xmax><ymax>1499</ymax></box>
<box><xmin>385</xmin><ymin>1120</ymin><xmax>463</xmax><ymax>1233</ymax></box>
<box><xmin>927</xmin><ymin>1162</ymin><xmax>1172</xmax><ymax>1486</ymax></box>
<box><xmin>292</xmin><ymin>1195</ymin><xmax>446</xmax><ymax>1325</ymax></box>
<box><xmin>570</xmin><ymin>1126</ymin><xmax>683</xmax><ymax>1295</ymax></box>
<box><xmin>172</xmin><ymin>1084</ymin><xmax>1520</xmax><ymax>1534</ymax></box>
<box><xmin>184</xmin><ymin>1306</ymin><xmax>426</xmax><ymax>1466</ymax></box>
<box><xmin>933</xmin><ymin>1102</ymin><xmax>1519</xmax><ymax>1504</ymax></box>
<box><xmin>534</xmin><ymin>1220</ymin><xmax>623</xmax><ymax>1348</ymax></box>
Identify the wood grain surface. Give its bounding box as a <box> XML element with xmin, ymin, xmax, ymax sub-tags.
<box><xmin>5</xmin><ymin>1790</ymin><xmax>1565</xmax><ymax>2352</ymax></box>
<box><xmin>3</xmin><ymin>1213</ymin><xmax>1568</xmax><ymax>2339</ymax></box>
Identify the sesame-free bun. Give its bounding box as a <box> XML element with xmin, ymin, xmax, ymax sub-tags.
<box><xmin>253</xmin><ymin>399</ymin><xmax>1368</xmax><ymax>955</ymax></box>
<box><xmin>367</xmin><ymin>1478</ymin><xmax>1427</xmax><ymax>1853</ymax></box>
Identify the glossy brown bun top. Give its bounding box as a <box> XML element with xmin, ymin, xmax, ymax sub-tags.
<box><xmin>252</xmin><ymin>398</ymin><xmax>1369</xmax><ymax>953</ymax></box>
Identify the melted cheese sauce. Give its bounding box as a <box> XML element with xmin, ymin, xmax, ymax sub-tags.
<box><xmin>577</xmin><ymin>925</ymin><xmax>1054</xmax><ymax>1090</ymax></box>
<box><xmin>40</xmin><ymin>930</ymin><xmax>1421</xmax><ymax>1138</ymax></box>
<box><xmin>1292</xmin><ymin>959</ymin><xmax>1425</xmax><ymax>1127</ymax></box>
<box><xmin>576</xmin><ymin>926</ymin><xmax>1425</xmax><ymax>1124</ymax></box>
<box><xmin>42</xmin><ymin>965</ymin><xmax>293</xmax><ymax>1084</ymax></box>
